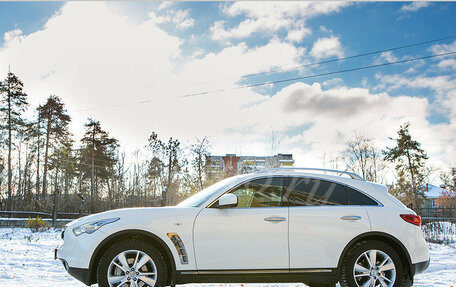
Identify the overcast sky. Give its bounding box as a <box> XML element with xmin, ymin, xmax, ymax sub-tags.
<box><xmin>0</xmin><ymin>1</ymin><xmax>455</xmax><ymax>180</ymax></box>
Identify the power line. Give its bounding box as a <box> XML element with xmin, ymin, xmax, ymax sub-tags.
<box><xmin>192</xmin><ymin>35</ymin><xmax>456</xmax><ymax>86</ymax></box>
<box><xmin>74</xmin><ymin>38</ymin><xmax>456</xmax><ymax>110</ymax></box>
<box><xmin>181</xmin><ymin>51</ymin><xmax>456</xmax><ymax>98</ymax></box>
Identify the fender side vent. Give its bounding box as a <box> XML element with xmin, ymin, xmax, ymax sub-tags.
<box><xmin>167</xmin><ymin>233</ymin><xmax>188</xmax><ymax>264</ymax></box>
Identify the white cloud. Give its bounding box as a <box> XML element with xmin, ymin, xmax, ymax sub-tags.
<box><xmin>401</xmin><ymin>2</ymin><xmax>431</xmax><ymax>12</ymax></box>
<box><xmin>429</xmin><ymin>40</ymin><xmax>456</xmax><ymax>70</ymax></box>
<box><xmin>378</xmin><ymin>51</ymin><xmax>398</xmax><ymax>63</ymax></box>
<box><xmin>150</xmin><ymin>9</ymin><xmax>194</xmax><ymax>29</ymax></box>
<box><xmin>177</xmin><ymin>39</ymin><xmax>303</xmax><ymax>87</ymax></box>
<box><xmin>322</xmin><ymin>78</ymin><xmax>344</xmax><ymax>88</ymax></box>
<box><xmin>430</xmin><ymin>40</ymin><xmax>456</xmax><ymax>54</ymax></box>
<box><xmin>379</xmin><ymin>74</ymin><xmax>456</xmax><ymax>97</ymax></box>
<box><xmin>3</xmin><ymin>29</ymin><xmax>24</xmax><ymax>47</ymax></box>
<box><xmin>210</xmin><ymin>20</ymin><xmax>258</xmax><ymax>41</ymax></box>
<box><xmin>223</xmin><ymin>2</ymin><xmax>349</xmax><ymax>19</ymax></box>
<box><xmin>286</xmin><ymin>27</ymin><xmax>311</xmax><ymax>43</ymax></box>
<box><xmin>158</xmin><ymin>1</ymin><xmax>173</xmax><ymax>10</ymax></box>
<box><xmin>309</xmin><ymin>36</ymin><xmax>344</xmax><ymax>59</ymax></box>
<box><xmin>438</xmin><ymin>58</ymin><xmax>456</xmax><ymax>70</ymax></box>
<box><xmin>210</xmin><ymin>2</ymin><xmax>350</xmax><ymax>41</ymax></box>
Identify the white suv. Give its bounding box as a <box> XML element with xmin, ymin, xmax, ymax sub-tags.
<box><xmin>56</xmin><ymin>168</ymin><xmax>429</xmax><ymax>287</ymax></box>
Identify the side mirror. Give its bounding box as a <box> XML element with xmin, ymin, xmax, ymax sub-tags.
<box><xmin>218</xmin><ymin>194</ymin><xmax>238</xmax><ymax>208</ymax></box>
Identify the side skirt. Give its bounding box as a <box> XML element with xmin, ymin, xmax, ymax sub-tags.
<box><xmin>176</xmin><ymin>269</ymin><xmax>338</xmax><ymax>284</ymax></box>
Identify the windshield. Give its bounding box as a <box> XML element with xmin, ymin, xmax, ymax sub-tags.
<box><xmin>177</xmin><ymin>176</ymin><xmax>242</xmax><ymax>207</ymax></box>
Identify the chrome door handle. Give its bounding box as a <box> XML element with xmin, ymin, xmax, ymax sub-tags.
<box><xmin>341</xmin><ymin>216</ymin><xmax>362</xmax><ymax>221</ymax></box>
<box><xmin>264</xmin><ymin>216</ymin><xmax>286</xmax><ymax>222</ymax></box>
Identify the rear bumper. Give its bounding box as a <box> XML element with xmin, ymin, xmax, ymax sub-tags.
<box><xmin>413</xmin><ymin>258</ymin><xmax>430</xmax><ymax>275</ymax></box>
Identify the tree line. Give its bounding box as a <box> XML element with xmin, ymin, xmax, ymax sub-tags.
<box><xmin>0</xmin><ymin>71</ymin><xmax>454</xmax><ymax>217</ymax></box>
<box><xmin>0</xmin><ymin>71</ymin><xmax>212</xmax><ymax>216</ymax></box>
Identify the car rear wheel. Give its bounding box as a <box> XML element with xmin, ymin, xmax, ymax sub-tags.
<box><xmin>339</xmin><ymin>240</ymin><xmax>404</xmax><ymax>287</ymax></box>
<box><xmin>97</xmin><ymin>239</ymin><xmax>168</xmax><ymax>287</ymax></box>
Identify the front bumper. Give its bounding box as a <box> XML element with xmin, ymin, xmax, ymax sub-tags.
<box><xmin>54</xmin><ymin>228</ymin><xmax>101</xmax><ymax>286</ymax></box>
<box><xmin>413</xmin><ymin>258</ymin><xmax>430</xmax><ymax>275</ymax></box>
<box><xmin>68</xmin><ymin>267</ymin><xmax>92</xmax><ymax>286</ymax></box>
<box><xmin>55</xmin><ymin>247</ymin><xmax>92</xmax><ymax>286</ymax></box>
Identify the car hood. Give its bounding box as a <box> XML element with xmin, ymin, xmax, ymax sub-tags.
<box><xmin>66</xmin><ymin>206</ymin><xmax>194</xmax><ymax>229</ymax></box>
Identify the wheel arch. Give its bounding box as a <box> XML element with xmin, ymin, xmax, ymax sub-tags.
<box><xmin>88</xmin><ymin>229</ymin><xmax>176</xmax><ymax>286</ymax></box>
<box><xmin>337</xmin><ymin>231</ymin><xmax>414</xmax><ymax>281</ymax></box>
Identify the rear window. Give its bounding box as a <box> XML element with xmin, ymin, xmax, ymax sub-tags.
<box><xmin>345</xmin><ymin>186</ymin><xmax>379</xmax><ymax>206</ymax></box>
<box><xmin>286</xmin><ymin>177</ymin><xmax>348</xmax><ymax>206</ymax></box>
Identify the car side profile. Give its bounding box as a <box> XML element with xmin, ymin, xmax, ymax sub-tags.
<box><xmin>56</xmin><ymin>168</ymin><xmax>429</xmax><ymax>287</ymax></box>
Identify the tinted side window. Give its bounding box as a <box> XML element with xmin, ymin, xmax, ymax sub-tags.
<box><xmin>230</xmin><ymin>177</ymin><xmax>285</xmax><ymax>208</ymax></box>
<box><xmin>287</xmin><ymin>177</ymin><xmax>348</xmax><ymax>206</ymax></box>
<box><xmin>345</xmin><ymin>186</ymin><xmax>379</xmax><ymax>206</ymax></box>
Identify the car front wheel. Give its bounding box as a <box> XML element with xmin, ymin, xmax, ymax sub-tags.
<box><xmin>339</xmin><ymin>240</ymin><xmax>404</xmax><ymax>287</ymax></box>
<box><xmin>97</xmin><ymin>239</ymin><xmax>168</xmax><ymax>287</ymax></box>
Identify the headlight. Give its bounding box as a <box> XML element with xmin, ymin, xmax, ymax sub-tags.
<box><xmin>73</xmin><ymin>218</ymin><xmax>119</xmax><ymax>236</ymax></box>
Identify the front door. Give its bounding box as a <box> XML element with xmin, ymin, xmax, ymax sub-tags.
<box><xmin>193</xmin><ymin>177</ymin><xmax>289</xmax><ymax>270</ymax></box>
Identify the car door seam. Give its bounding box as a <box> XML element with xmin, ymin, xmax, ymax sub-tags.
<box><xmin>287</xmin><ymin>205</ymin><xmax>291</xmax><ymax>270</ymax></box>
<box><xmin>192</xmin><ymin>206</ymin><xmax>206</xmax><ymax>271</ymax></box>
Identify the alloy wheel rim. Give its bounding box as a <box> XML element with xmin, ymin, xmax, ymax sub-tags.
<box><xmin>107</xmin><ymin>249</ymin><xmax>157</xmax><ymax>287</ymax></box>
<box><xmin>353</xmin><ymin>249</ymin><xmax>396</xmax><ymax>287</ymax></box>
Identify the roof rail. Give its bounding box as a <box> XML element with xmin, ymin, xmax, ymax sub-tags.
<box><xmin>255</xmin><ymin>167</ymin><xmax>365</xmax><ymax>181</ymax></box>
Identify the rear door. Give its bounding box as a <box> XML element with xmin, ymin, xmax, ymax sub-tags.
<box><xmin>286</xmin><ymin>177</ymin><xmax>372</xmax><ymax>269</ymax></box>
<box><xmin>193</xmin><ymin>177</ymin><xmax>290</xmax><ymax>270</ymax></box>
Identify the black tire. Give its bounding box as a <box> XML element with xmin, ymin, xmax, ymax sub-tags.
<box><xmin>97</xmin><ymin>239</ymin><xmax>168</xmax><ymax>287</ymax></box>
<box><xmin>339</xmin><ymin>240</ymin><xmax>404</xmax><ymax>287</ymax></box>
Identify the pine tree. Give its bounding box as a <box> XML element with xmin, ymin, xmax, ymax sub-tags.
<box><xmin>23</xmin><ymin>113</ymin><xmax>43</xmax><ymax>201</ymax></box>
<box><xmin>59</xmin><ymin>139</ymin><xmax>77</xmax><ymax>212</ymax></box>
<box><xmin>0</xmin><ymin>71</ymin><xmax>28</xmax><ymax>211</ymax></box>
<box><xmin>49</xmin><ymin>134</ymin><xmax>75</xmax><ymax>226</ymax></box>
<box><xmin>37</xmin><ymin>95</ymin><xmax>71</xmax><ymax>198</ymax></box>
<box><xmin>80</xmin><ymin>119</ymin><xmax>118</xmax><ymax>213</ymax></box>
<box><xmin>384</xmin><ymin>122</ymin><xmax>428</xmax><ymax>212</ymax></box>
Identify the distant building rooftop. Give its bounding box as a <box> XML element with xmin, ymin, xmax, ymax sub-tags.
<box><xmin>423</xmin><ymin>183</ymin><xmax>451</xmax><ymax>199</ymax></box>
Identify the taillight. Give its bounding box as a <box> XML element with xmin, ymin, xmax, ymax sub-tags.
<box><xmin>400</xmin><ymin>214</ymin><xmax>421</xmax><ymax>226</ymax></box>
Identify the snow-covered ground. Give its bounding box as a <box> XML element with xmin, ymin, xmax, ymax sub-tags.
<box><xmin>1</xmin><ymin>228</ymin><xmax>455</xmax><ymax>287</ymax></box>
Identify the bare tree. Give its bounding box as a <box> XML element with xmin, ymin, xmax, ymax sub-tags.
<box><xmin>190</xmin><ymin>137</ymin><xmax>210</xmax><ymax>190</ymax></box>
<box><xmin>147</xmin><ymin>132</ymin><xmax>184</xmax><ymax>206</ymax></box>
<box><xmin>342</xmin><ymin>133</ymin><xmax>386</xmax><ymax>182</ymax></box>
